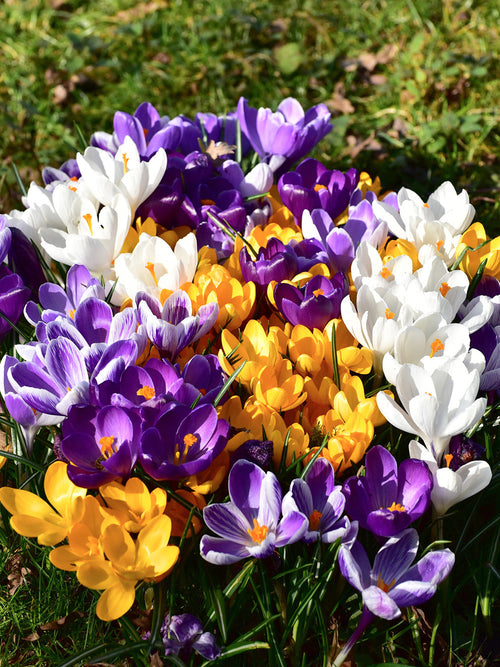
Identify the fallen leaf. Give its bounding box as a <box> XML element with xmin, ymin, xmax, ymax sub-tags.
<box><xmin>327</xmin><ymin>82</ymin><xmax>354</xmax><ymax>114</ymax></box>
<box><xmin>149</xmin><ymin>652</ymin><xmax>165</xmax><ymax>667</ymax></box>
<box><xmin>5</xmin><ymin>551</ymin><xmax>30</xmax><ymax>596</ymax></box>
<box><xmin>22</xmin><ymin>633</ymin><xmax>39</xmax><ymax>642</ymax></box>
<box><xmin>346</xmin><ymin>132</ymin><xmax>383</xmax><ymax>158</ymax></box>
<box><xmin>369</xmin><ymin>74</ymin><xmax>387</xmax><ymax>86</ymax></box>
<box><xmin>52</xmin><ymin>84</ymin><xmax>69</xmax><ymax>106</ymax></box>
<box><xmin>39</xmin><ymin>611</ymin><xmax>84</xmax><ymax>631</ymax></box>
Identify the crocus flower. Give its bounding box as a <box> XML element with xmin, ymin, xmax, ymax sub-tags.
<box><xmin>200</xmin><ymin>460</ymin><xmax>308</xmax><ymax>564</ymax></box>
<box><xmin>342</xmin><ymin>445</ymin><xmax>432</xmax><ymax>537</ymax></box>
<box><xmin>236</xmin><ymin>97</ymin><xmax>332</xmax><ymax>173</ymax></box>
<box><xmin>274</xmin><ymin>273</ymin><xmax>348</xmax><ymax>330</ymax></box>
<box><xmin>60</xmin><ymin>405</ymin><xmax>141</xmax><ymax>488</ymax></box>
<box><xmin>0</xmin><ymin>266</ymin><xmax>30</xmax><ymax>339</ymax></box>
<box><xmin>239</xmin><ymin>237</ymin><xmax>298</xmax><ymax>288</ymax></box>
<box><xmin>376</xmin><ymin>358</ymin><xmax>486</xmax><ymax>462</ymax></box>
<box><xmin>0</xmin><ymin>461</ymin><xmax>86</xmax><ymax>545</ymax></box>
<box><xmin>140</xmin><ymin>403</ymin><xmax>229</xmax><ymax>480</ymax></box>
<box><xmin>145</xmin><ymin>613</ymin><xmax>221</xmax><ymax>661</ymax></box>
<box><xmin>282</xmin><ymin>458</ymin><xmax>352</xmax><ymax>543</ymax></box>
<box><xmin>409</xmin><ymin>440</ymin><xmax>492</xmax><ymax>516</ymax></box>
<box><xmin>333</xmin><ymin>528</ymin><xmax>455</xmax><ymax>666</ymax></box>
<box><xmin>278</xmin><ymin>159</ymin><xmax>358</xmax><ymax>222</ymax></box>
<box><xmin>136</xmin><ymin>290</ymin><xmax>218</xmax><ymax>361</ymax></box>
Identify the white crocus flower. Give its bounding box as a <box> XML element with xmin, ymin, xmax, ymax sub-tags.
<box><xmin>350</xmin><ymin>241</ymin><xmax>414</xmax><ymax>293</ymax></box>
<box><xmin>373</xmin><ymin>182</ymin><xmax>475</xmax><ymax>267</ymax></box>
<box><xmin>37</xmin><ymin>185</ymin><xmax>132</xmax><ymax>275</ymax></box>
<box><xmin>403</xmin><ymin>255</ymin><xmax>469</xmax><ymax>322</ymax></box>
<box><xmin>382</xmin><ymin>313</ymin><xmax>478</xmax><ymax>384</ymax></box>
<box><xmin>340</xmin><ymin>283</ymin><xmax>414</xmax><ymax>377</ymax></box>
<box><xmin>409</xmin><ymin>440</ymin><xmax>492</xmax><ymax>516</ymax></box>
<box><xmin>111</xmin><ymin>232</ymin><xmax>198</xmax><ymax>305</ymax></box>
<box><xmin>76</xmin><ymin>136</ymin><xmax>166</xmax><ymax>216</ymax></box>
<box><xmin>376</xmin><ymin>358</ymin><xmax>486</xmax><ymax>462</ymax></box>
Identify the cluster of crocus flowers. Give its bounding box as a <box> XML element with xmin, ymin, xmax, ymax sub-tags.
<box><xmin>0</xmin><ymin>94</ymin><xmax>497</xmax><ymax>667</ymax></box>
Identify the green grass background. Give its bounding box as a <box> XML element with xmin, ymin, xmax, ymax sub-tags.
<box><xmin>0</xmin><ymin>1</ymin><xmax>499</xmax><ymax>665</ymax></box>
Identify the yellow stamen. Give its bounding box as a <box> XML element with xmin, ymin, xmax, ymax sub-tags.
<box><xmin>137</xmin><ymin>385</ymin><xmax>155</xmax><ymax>400</ymax></box>
<box><xmin>309</xmin><ymin>509</ymin><xmax>322</xmax><ymax>531</ymax></box>
<box><xmin>377</xmin><ymin>573</ymin><xmax>396</xmax><ymax>593</ymax></box>
<box><xmin>70</xmin><ymin>176</ymin><xmax>78</xmax><ymax>182</ymax></box>
<box><xmin>86</xmin><ymin>535</ymin><xmax>101</xmax><ymax>557</ymax></box>
<box><xmin>313</xmin><ymin>288</ymin><xmax>324</xmax><ymax>298</ymax></box>
<box><xmin>386</xmin><ymin>502</ymin><xmax>405</xmax><ymax>512</ymax></box>
<box><xmin>314</xmin><ymin>184</ymin><xmax>328</xmax><ymax>192</ymax></box>
<box><xmin>68</xmin><ymin>309</ymin><xmax>76</xmax><ymax>320</ymax></box>
<box><xmin>436</xmin><ymin>239</ymin><xmax>444</xmax><ymax>251</ymax></box>
<box><xmin>444</xmin><ymin>453</ymin><xmax>453</xmax><ymax>468</ymax></box>
<box><xmin>68</xmin><ymin>185</ymin><xmax>77</xmax><ymax>192</ymax></box>
<box><xmin>143</xmin><ymin>128</ymin><xmax>149</xmax><ymax>138</ymax></box>
<box><xmin>99</xmin><ymin>436</ymin><xmax>115</xmax><ymax>458</ymax></box>
<box><xmin>145</xmin><ymin>262</ymin><xmax>159</xmax><ymax>285</ymax></box>
<box><xmin>423</xmin><ymin>203</ymin><xmax>430</xmax><ymax>208</ymax></box>
<box><xmin>430</xmin><ymin>338</ymin><xmax>445</xmax><ymax>358</ymax></box>
<box><xmin>385</xmin><ymin>308</ymin><xmax>395</xmax><ymax>320</ymax></box>
<box><xmin>247</xmin><ymin>518</ymin><xmax>269</xmax><ymax>544</ymax></box>
<box><xmin>440</xmin><ymin>282</ymin><xmax>450</xmax><ymax>297</ymax></box>
<box><xmin>380</xmin><ymin>267</ymin><xmax>392</xmax><ymax>279</ymax></box>
<box><xmin>122</xmin><ymin>152</ymin><xmax>129</xmax><ymax>174</ymax></box>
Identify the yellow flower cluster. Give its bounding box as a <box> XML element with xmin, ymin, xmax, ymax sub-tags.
<box><xmin>0</xmin><ymin>462</ymin><xmax>180</xmax><ymax>621</ymax></box>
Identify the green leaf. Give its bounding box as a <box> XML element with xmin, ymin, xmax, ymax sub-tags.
<box><xmin>274</xmin><ymin>43</ymin><xmax>305</xmax><ymax>74</ymax></box>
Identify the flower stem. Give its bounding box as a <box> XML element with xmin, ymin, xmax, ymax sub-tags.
<box><xmin>328</xmin><ymin>607</ymin><xmax>375</xmax><ymax>667</ymax></box>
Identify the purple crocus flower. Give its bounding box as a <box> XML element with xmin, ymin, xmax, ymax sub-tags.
<box><xmin>145</xmin><ymin>613</ymin><xmax>221</xmax><ymax>661</ymax></box>
<box><xmin>278</xmin><ymin>159</ymin><xmax>359</xmax><ymax>222</ymax></box>
<box><xmin>60</xmin><ymin>405</ymin><xmax>141</xmax><ymax>487</ymax></box>
<box><xmin>239</xmin><ymin>237</ymin><xmax>298</xmax><ymax>288</ymax></box>
<box><xmin>447</xmin><ymin>434</ymin><xmax>486</xmax><ymax>471</ymax></box>
<box><xmin>140</xmin><ymin>403</ymin><xmax>229</xmax><ymax>480</ymax></box>
<box><xmin>282</xmin><ymin>458</ymin><xmax>352</xmax><ymax>544</ymax></box>
<box><xmin>0</xmin><ymin>267</ymin><xmax>30</xmax><ymax>339</ymax></box>
<box><xmin>237</xmin><ymin>97</ymin><xmax>332</xmax><ymax>173</ymax></box>
<box><xmin>136</xmin><ymin>290</ymin><xmax>218</xmax><ymax>361</ymax></box>
<box><xmin>200</xmin><ymin>460</ymin><xmax>308</xmax><ymax>564</ymax></box>
<box><xmin>470</xmin><ymin>323</ymin><xmax>500</xmax><ymax>393</ymax></box>
<box><xmin>342</xmin><ymin>445</ymin><xmax>433</xmax><ymax>538</ymax></box>
<box><xmin>274</xmin><ymin>273</ymin><xmax>348</xmax><ymax>330</ymax></box>
<box><xmin>333</xmin><ymin>528</ymin><xmax>455</xmax><ymax>666</ymax></box>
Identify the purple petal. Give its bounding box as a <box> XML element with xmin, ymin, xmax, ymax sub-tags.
<box><xmin>203</xmin><ymin>503</ymin><xmax>251</xmax><ymax>541</ymax></box>
<box><xmin>275</xmin><ymin>511</ymin><xmax>308</xmax><ymax>547</ymax></box>
<box><xmin>362</xmin><ymin>585</ymin><xmax>401</xmax><ymax>620</ymax></box>
<box><xmin>200</xmin><ymin>535</ymin><xmax>250</xmax><ymax>565</ymax></box>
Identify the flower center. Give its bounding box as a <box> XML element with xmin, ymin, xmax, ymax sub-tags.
<box><xmin>145</xmin><ymin>262</ymin><xmax>159</xmax><ymax>285</ymax></box>
<box><xmin>385</xmin><ymin>501</ymin><xmax>405</xmax><ymax>512</ymax></box>
<box><xmin>440</xmin><ymin>281</ymin><xmax>450</xmax><ymax>297</ymax></box>
<box><xmin>436</xmin><ymin>239</ymin><xmax>444</xmax><ymax>251</ymax></box>
<box><xmin>137</xmin><ymin>385</ymin><xmax>155</xmax><ymax>400</ymax></box>
<box><xmin>385</xmin><ymin>308</ymin><xmax>395</xmax><ymax>320</ymax></box>
<box><xmin>380</xmin><ymin>267</ymin><xmax>392</xmax><ymax>279</ymax></box>
<box><xmin>247</xmin><ymin>518</ymin><xmax>269</xmax><ymax>544</ymax></box>
<box><xmin>314</xmin><ymin>183</ymin><xmax>328</xmax><ymax>192</ymax></box>
<box><xmin>430</xmin><ymin>338</ymin><xmax>445</xmax><ymax>357</ymax></box>
<box><xmin>309</xmin><ymin>509</ymin><xmax>322</xmax><ymax>531</ymax></box>
<box><xmin>201</xmin><ymin>198</ymin><xmax>216</xmax><ymax>206</ymax></box>
<box><xmin>99</xmin><ymin>436</ymin><xmax>116</xmax><ymax>458</ymax></box>
<box><xmin>313</xmin><ymin>288</ymin><xmax>324</xmax><ymax>297</ymax></box>
<box><xmin>445</xmin><ymin>453</ymin><xmax>453</xmax><ymax>468</ymax></box>
<box><xmin>377</xmin><ymin>573</ymin><xmax>396</xmax><ymax>593</ymax></box>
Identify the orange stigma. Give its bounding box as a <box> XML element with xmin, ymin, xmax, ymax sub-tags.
<box><xmin>183</xmin><ymin>433</ymin><xmax>197</xmax><ymax>447</ymax></box>
<box><xmin>385</xmin><ymin>308</ymin><xmax>395</xmax><ymax>320</ymax></box>
<box><xmin>137</xmin><ymin>385</ymin><xmax>155</xmax><ymax>400</ymax></box>
<box><xmin>377</xmin><ymin>573</ymin><xmax>395</xmax><ymax>593</ymax></box>
<box><xmin>247</xmin><ymin>518</ymin><xmax>269</xmax><ymax>544</ymax></box>
<box><xmin>200</xmin><ymin>199</ymin><xmax>216</xmax><ymax>206</ymax></box>
<box><xmin>444</xmin><ymin>453</ymin><xmax>453</xmax><ymax>468</ymax></box>
<box><xmin>436</xmin><ymin>240</ymin><xmax>444</xmax><ymax>251</ymax></box>
<box><xmin>314</xmin><ymin>183</ymin><xmax>328</xmax><ymax>192</ymax></box>
<box><xmin>313</xmin><ymin>288</ymin><xmax>324</xmax><ymax>298</ymax></box>
<box><xmin>99</xmin><ymin>436</ymin><xmax>116</xmax><ymax>458</ymax></box>
<box><xmin>380</xmin><ymin>267</ymin><xmax>392</xmax><ymax>279</ymax></box>
<box><xmin>430</xmin><ymin>338</ymin><xmax>445</xmax><ymax>358</ymax></box>
<box><xmin>82</xmin><ymin>213</ymin><xmax>93</xmax><ymax>235</ymax></box>
<box><xmin>309</xmin><ymin>509</ymin><xmax>322</xmax><ymax>531</ymax></box>
<box><xmin>440</xmin><ymin>282</ymin><xmax>450</xmax><ymax>297</ymax></box>
<box><xmin>145</xmin><ymin>262</ymin><xmax>159</xmax><ymax>285</ymax></box>
<box><xmin>386</xmin><ymin>502</ymin><xmax>405</xmax><ymax>512</ymax></box>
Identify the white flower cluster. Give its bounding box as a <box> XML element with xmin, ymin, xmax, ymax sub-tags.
<box><xmin>341</xmin><ymin>182</ymin><xmax>492</xmax><ymax>515</ymax></box>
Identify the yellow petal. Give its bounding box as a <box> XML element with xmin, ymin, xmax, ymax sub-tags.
<box><xmin>77</xmin><ymin>559</ymin><xmax>117</xmax><ymax>590</ymax></box>
<box><xmin>10</xmin><ymin>514</ymin><xmax>67</xmax><ymax>546</ymax></box>
<box><xmin>44</xmin><ymin>461</ymin><xmax>86</xmax><ymax>519</ymax></box>
<box><xmin>96</xmin><ymin>582</ymin><xmax>136</xmax><ymax>621</ymax></box>
<box><xmin>124</xmin><ymin>477</ymin><xmax>151</xmax><ymax>514</ymax></box>
<box><xmin>101</xmin><ymin>523</ymin><xmax>136</xmax><ymax>569</ymax></box>
<box><xmin>49</xmin><ymin>545</ymin><xmax>80</xmax><ymax>571</ymax></box>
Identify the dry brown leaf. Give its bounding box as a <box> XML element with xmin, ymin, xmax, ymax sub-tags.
<box><xmin>149</xmin><ymin>652</ymin><xmax>165</xmax><ymax>667</ymax></box>
<box><xmin>113</xmin><ymin>1</ymin><xmax>167</xmax><ymax>22</ymax></box>
<box><xmin>39</xmin><ymin>611</ymin><xmax>84</xmax><ymax>631</ymax></box>
<box><xmin>346</xmin><ymin>133</ymin><xmax>383</xmax><ymax>158</ymax></box>
<box><xmin>52</xmin><ymin>84</ymin><xmax>69</xmax><ymax>106</ymax></box>
<box><xmin>327</xmin><ymin>82</ymin><xmax>354</xmax><ymax>114</ymax></box>
<box><xmin>22</xmin><ymin>632</ymin><xmax>39</xmax><ymax>642</ymax></box>
<box><xmin>369</xmin><ymin>74</ymin><xmax>387</xmax><ymax>86</ymax></box>
<box><xmin>6</xmin><ymin>551</ymin><xmax>30</xmax><ymax>596</ymax></box>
